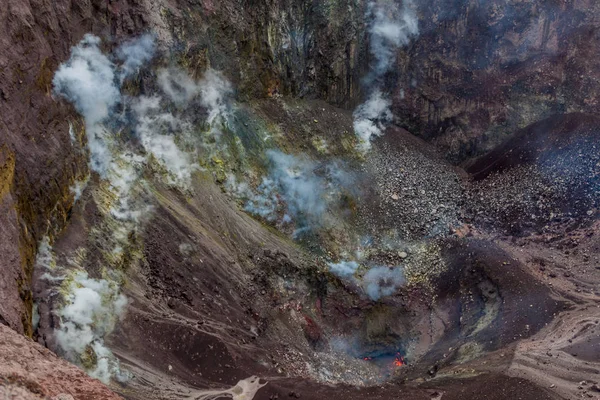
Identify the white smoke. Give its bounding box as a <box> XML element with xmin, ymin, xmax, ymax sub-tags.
<box><xmin>35</xmin><ymin>237</ymin><xmax>67</xmax><ymax>283</ymax></box>
<box><xmin>241</xmin><ymin>177</ymin><xmax>280</xmax><ymax>221</ymax></box>
<box><xmin>68</xmin><ymin>122</ymin><xmax>76</xmax><ymax>144</ymax></box>
<box><xmin>32</xmin><ymin>303</ymin><xmax>40</xmax><ymax>332</ymax></box>
<box><xmin>70</xmin><ymin>176</ymin><xmax>90</xmax><ymax>202</ymax></box>
<box><xmin>353</xmin><ymin>91</ymin><xmax>392</xmax><ymax>151</ymax></box>
<box><xmin>35</xmin><ymin>236</ymin><xmax>57</xmax><ymax>271</ymax></box>
<box><xmin>158</xmin><ymin>68</ymin><xmax>200</xmax><ymax>104</ymax></box>
<box><xmin>369</xmin><ymin>1</ymin><xmax>419</xmax><ymax>76</ymax></box>
<box><xmin>51</xmin><ymin>35</ymin><xmax>237</xmax><ymax>383</ymax></box>
<box><xmin>328</xmin><ymin>260</ymin><xmax>360</xmax><ymax>278</ymax></box>
<box><xmin>50</xmin><ymin>34</ymin><xmax>151</xmax><ymax>383</ymax></box>
<box><xmin>132</xmin><ymin>95</ymin><xmax>198</xmax><ymax>186</ymax></box>
<box><xmin>53</xmin><ymin>34</ymin><xmax>120</xmax><ymax>175</ymax></box>
<box><xmin>158</xmin><ymin>67</ymin><xmax>232</xmax><ymax>132</ymax></box>
<box><xmin>238</xmin><ymin>151</ymin><xmax>354</xmax><ymax>233</ymax></box>
<box><xmin>55</xmin><ymin>34</ymin><xmax>211</xmax><ymax>193</ymax></box>
<box><xmin>199</xmin><ymin>69</ymin><xmax>233</xmax><ymax>127</ymax></box>
<box><xmin>353</xmin><ymin>1</ymin><xmax>419</xmax><ymax>150</ymax></box>
<box><xmin>267</xmin><ymin>151</ymin><xmax>328</xmax><ymax>220</ymax></box>
<box><xmin>33</xmin><ymin>235</ymin><xmax>129</xmax><ymax>383</ymax></box>
<box><xmin>55</xmin><ymin>271</ymin><xmax>129</xmax><ymax>384</ymax></box>
<box><xmin>363</xmin><ymin>266</ymin><xmax>405</xmax><ymax>301</ymax></box>
<box><xmin>116</xmin><ymin>34</ymin><xmax>156</xmax><ymax>79</ymax></box>
<box><xmin>34</xmin><ymin>238</ymin><xmax>65</xmax><ymax>308</ymax></box>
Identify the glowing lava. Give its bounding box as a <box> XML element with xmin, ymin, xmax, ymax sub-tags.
<box><xmin>361</xmin><ymin>352</ymin><xmax>405</xmax><ymax>368</ymax></box>
<box><xmin>393</xmin><ymin>353</ymin><xmax>404</xmax><ymax>367</ymax></box>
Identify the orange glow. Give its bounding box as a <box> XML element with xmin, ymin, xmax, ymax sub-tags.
<box><xmin>393</xmin><ymin>353</ymin><xmax>404</xmax><ymax>367</ymax></box>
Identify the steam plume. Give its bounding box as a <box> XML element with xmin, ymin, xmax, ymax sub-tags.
<box><xmin>53</xmin><ymin>34</ymin><xmax>119</xmax><ymax>175</ymax></box>
<box><xmin>158</xmin><ymin>68</ymin><xmax>200</xmax><ymax>104</ymax></box>
<box><xmin>132</xmin><ymin>95</ymin><xmax>198</xmax><ymax>185</ymax></box>
<box><xmin>116</xmin><ymin>34</ymin><xmax>156</xmax><ymax>79</ymax></box>
<box><xmin>55</xmin><ymin>271</ymin><xmax>129</xmax><ymax>383</ymax></box>
<box><xmin>199</xmin><ymin>69</ymin><xmax>233</xmax><ymax>128</ymax></box>
<box><xmin>328</xmin><ymin>260</ymin><xmax>360</xmax><ymax>278</ymax></box>
<box><xmin>363</xmin><ymin>266</ymin><xmax>405</xmax><ymax>300</ymax></box>
<box><xmin>238</xmin><ymin>151</ymin><xmax>354</xmax><ymax>234</ymax></box>
<box><xmin>353</xmin><ymin>0</ymin><xmax>419</xmax><ymax>150</ymax></box>
<box><xmin>368</xmin><ymin>0</ymin><xmax>419</xmax><ymax>77</ymax></box>
<box><xmin>158</xmin><ymin>67</ymin><xmax>232</xmax><ymax>131</ymax></box>
<box><xmin>51</xmin><ymin>33</ymin><xmax>242</xmax><ymax>385</ymax></box>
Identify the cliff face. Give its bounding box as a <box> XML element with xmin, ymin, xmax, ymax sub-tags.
<box><xmin>0</xmin><ymin>0</ymin><xmax>158</xmax><ymax>336</ymax></box>
<box><xmin>1</xmin><ymin>0</ymin><xmax>84</xmax><ymax>336</ymax></box>
<box><xmin>395</xmin><ymin>0</ymin><xmax>600</xmax><ymax>163</ymax></box>
<box><xmin>154</xmin><ymin>0</ymin><xmax>368</xmax><ymax>105</ymax></box>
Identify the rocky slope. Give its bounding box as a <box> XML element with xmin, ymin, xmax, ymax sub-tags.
<box><xmin>0</xmin><ymin>324</ymin><xmax>122</xmax><ymax>399</ymax></box>
<box><xmin>1</xmin><ymin>1</ymin><xmax>600</xmax><ymax>400</ymax></box>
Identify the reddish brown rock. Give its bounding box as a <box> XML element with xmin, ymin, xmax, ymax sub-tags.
<box><xmin>0</xmin><ymin>324</ymin><xmax>121</xmax><ymax>399</ymax></box>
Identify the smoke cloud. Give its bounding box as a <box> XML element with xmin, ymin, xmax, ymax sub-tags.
<box><xmin>132</xmin><ymin>95</ymin><xmax>198</xmax><ymax>186</ymax></box>
<box><xmin>198</xmin><ymin>69</ymin><xmax>233</xmax><ymax>128</ymax></box>
<box><xmin>267</xmin><ymin>151</ymin><xmax>328</xmax><ymax>221</ymax></box>
<box><xmin>55</xmin><ymin>271</ymin><xmax>129</xmax><ymax>383</ymax></box>
<box><xmin>116</xmin><ymin>34</ymin><xmax>156</xmax><ymax>79</ymax></box>
<box><xmin>51</xmin><ymin>34</ymin><xmax>240</xmax><ymax>383</ymax></box>
<box><xmin>158</xmin><ymin>67</ymin><xmax>232</xmax><ymax>133</ymax></box>
<box><xmin>363</xmin><ymin>266</ymin><xmax>405</xmax><ymax>301</ymax></box>
<box><xmin>55</xmin><ymin>34</ymin><xmax>231</xmax><ymax>199</ymax></box>
<box><xmin>368</xmin><ymin>1</ymin><xmax>419</xmax><ymax>77</ymax></box>
<box><xmin>70</xmin><ymin>176</ymin><xmax>90</xmax><ymax>202</ymax></box>
<box><xmin>53</xmin><ymin>34</ymin><xmax>120</xmax><ymax>175</ymax></box>
<box><xmin>237</xmin><ymin>151</ymin><xmax>354</xmax><ymax>234</ymax></box>
<box><xmin>353</xmin><ymin>91</ymin><xmax>392</xmax><ymax>150</ymax></box>
<box><xmin>158</xmin><ymin>68</ymin><xmax>200</xmax><ymax>104</ymax></box>
<box><xmin>52</xmin><ymin>34</ymin><xmax>235</xmax><ymax>383</ymax></box>
<box><xmin>34</xmin><ymin>236</ymin><xmax>129</xmax><ymax>383</ymax></box>
<box><xmin>328</xmin><ymin>260</ymin><xmax>360</xmax><ymax>278</ymax></box>
<box><xmin>327</xmin><ymin>258</ymin><xmax>405</xmax><ymax>301</ymax></box>
<box><xmin>240</xmin><ymin>177</ymin><xmax>279</xmax><ymax>221</ymax></box>
<box><xmin>35</xmin><ymin>236</ymin><xmax>56</xmax><ymax>270</ymax></box>
<box><xmin>353</xmin><ymin>1</ymin><xmax>419</xmax><ymax>150</ymax></box>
